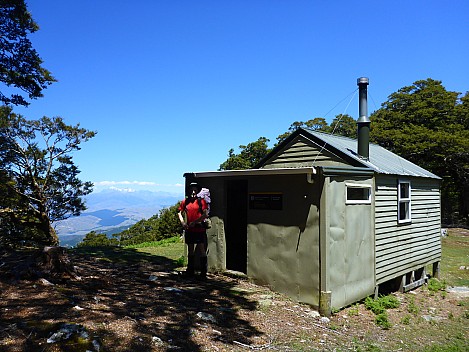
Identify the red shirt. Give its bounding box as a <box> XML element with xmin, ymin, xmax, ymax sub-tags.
<box><xmin>178</xmin><ymin>197</ymin><xmax>208</xmax><ymax>232</ymax></box>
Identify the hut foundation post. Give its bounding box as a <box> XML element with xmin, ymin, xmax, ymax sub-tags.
<box><xmin>319</xmin><ymin>291</ymin><xmax>332</xmax><ymax>317</ymax></box>
<box><xmin>399</xmin><ymin>275</ymin><xmax>406</xmax><ymax>293</ymax></box>
<box><xmin>432</xmin><ymin>261</ymin><xmax>440</xmax><ymax>279</ymax></box>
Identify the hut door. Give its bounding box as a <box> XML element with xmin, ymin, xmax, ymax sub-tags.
<box><xmin>225</xmin><ymin>180</ymin><xmax>248</xmax><ymax>273</ymax></box>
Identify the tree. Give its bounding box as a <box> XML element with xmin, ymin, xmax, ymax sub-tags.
<box><xmin>329</xmin><ymin>114</ymin><xmax>356</xmax><ymax>138</ymax></box>
<box><xmin>221</xmin><ymin>115</ymin><xmax>357</xmax><ymax>170</ymax></box>
<box><xmin>77</xmin><ymin>231</ymin><xmax>117</xmax><ymax>247</ymax></box>
<box><xmin>219</xmin><ymin>137</ymin><xmax>271</xmax><ymax>170</ymax></box>
<box><xmin>156</xmin><ymin>204</ymin><xmax>182</xmax><ymax>238</ymax></box>
<box><xmin>1</xmin><ymin>0</ymin><xmax>55</xmax><ymax>106</ymax></box>
<box><xmin>371</xmin><ymin>79</ymin><xmax>469</xmax><ymax>225</ymax></box>
<box><xmin>109</xmin><ymin>202</ymin><xmax>182</xmax><ymax>247</ymax></box>
<box><xmin>0</xmin><ymin>106</ymin><xmax>95</xmax><ymax>245</ymax></box>
<box><xmin>276</xmin><ymin>118</ymin><xmax>329</xmax><ymax>145</ymax></box>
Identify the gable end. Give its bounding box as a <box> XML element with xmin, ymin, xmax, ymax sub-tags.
<box><xmin>261</xmin><ymin>134</ymin><xmax>358</xmax><ymax>169</ymax></box>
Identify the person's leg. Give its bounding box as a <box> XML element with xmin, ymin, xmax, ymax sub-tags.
<box><xmin>196</xmin><ymin>242</ymin><xmax>207</xmax><ymax>278</ymax></box>
<box><xmin>186</xmin><ymin>242</ymin><xmax>195</xmax><ymax>276</ymax></box>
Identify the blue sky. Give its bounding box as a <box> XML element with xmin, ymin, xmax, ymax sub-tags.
<box><xmin>13</xmin><ymin>0</ymin><xmax>469</xmax><ymax>195</ymax></box>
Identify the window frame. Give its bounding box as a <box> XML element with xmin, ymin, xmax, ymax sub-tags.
<box><xmin>345</xmin><ymin>183</ymin><xmax>372</xmax><ymax>205</ymax></box>
<box><xmin>398</xmin><ymin>180</ymin><xmax>412</xmax><ymax>224</ymax></box>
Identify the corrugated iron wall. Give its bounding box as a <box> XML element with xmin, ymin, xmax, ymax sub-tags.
<box><xmin>375</xmin><ymin>176</ymin><xmax>441</xmax><ymax>284</ymax></box>
<box><xmin>326</xmin><ymin>176</ymin><xmax>375</xmax><ymax>308</ymax></box>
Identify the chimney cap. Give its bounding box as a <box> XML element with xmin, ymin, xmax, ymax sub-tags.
<box><xmin>357</xmin><ymin>77</ymin><xmax>369</xmax><ymax>85</ymax></box>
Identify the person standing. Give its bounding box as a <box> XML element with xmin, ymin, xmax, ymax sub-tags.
<box><xmin>178</xmin><ymin>182</ymin><xmax>209</xmax><ymax>278</ymax></box>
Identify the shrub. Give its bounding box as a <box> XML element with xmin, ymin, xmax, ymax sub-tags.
<box><xmin>427</xmin><ymin>278</ymin><xmax>446</xmax><ymax>293</ymax></box>
<box><xmin>376</xmin><ymin>312</ymin><xmax>391</xmax><ymax>329</ymax></box>
<box><xmin>365</xmin><ymin>295</ymin><xmax>399</xmax><ymax>315</ymax></box>
<box><xmin>401</xmin><ymin>315</ymin><xmax>411</xmax><ymax>325</ymax></box>
<box><xmin>365</xmin><ymin>295</ymin><xmax>400</xmax><ymax>329</ymax></box>
<box><xmin>407</xmin><ymin>297</ymin><xmax>420</xmax><ymax>315</ymax></box>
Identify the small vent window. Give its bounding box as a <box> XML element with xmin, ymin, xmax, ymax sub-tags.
<box><xmin>346</xmin><ymin>184</ymin><xmax>372</xmax><ymax>204</ymax></box>
<box><xmin>398</xmin><ymin>180</ymin><xmax>411</xmax><ymax>223</ymax></box>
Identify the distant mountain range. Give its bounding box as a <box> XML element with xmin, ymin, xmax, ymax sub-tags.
<box><xmin>56</xmin><ymin>189</ymin><xmax>181</xmax><ymax>247</ymax></box>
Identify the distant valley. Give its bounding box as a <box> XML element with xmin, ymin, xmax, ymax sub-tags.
<box><xmin>56</xmin><ymin>189</ymin><xmax>182</xmax><ymax>247</ymax></box>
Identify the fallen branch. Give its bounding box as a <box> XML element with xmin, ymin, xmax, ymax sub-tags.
<box><xmin>308</xmin><ymin>321</ymin><xmax>345</xmax><ymax>336</ymax></box>
<box><xmin>233</xmin><ymin>340</ymin><xmax>275</xmax><ymax>350</ymax></box>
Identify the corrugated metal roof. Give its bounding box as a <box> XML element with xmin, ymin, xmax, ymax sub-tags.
<box><xmin>305</xmin><ymin>129</ymin><xmax>441</xmax><ymax>179</ymax></box>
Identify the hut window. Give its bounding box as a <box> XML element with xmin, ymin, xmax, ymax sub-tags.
<box><xmin>398</xmin><ymin>180</ymin><xmax>411</xmax><ymax>223</ymax></box>
<box><xmin>346</xmin><ymin>184</ymin><xmax>371</xmax><ymax>204</ymax></box>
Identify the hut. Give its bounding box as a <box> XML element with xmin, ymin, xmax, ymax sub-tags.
<box><xmin>183</xmin><ymin>78</ymin><xmax>441</xmax><ymax>314</ymax></box>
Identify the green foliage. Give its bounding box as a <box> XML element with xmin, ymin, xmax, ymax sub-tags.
<box><xmin>365</xmin><ymin>296</ymin><xmax>385</xmax><ymax>315</ymax></box>
<box><xmin>92</xmin><ymin>202</ymin><xmax>183</xmax><ymax>247</ymax></box>
<box><xmin>365</xmin><ymin>295</ymin><xmax>400</xmax><ymax>329</ymax></box>
<box><xmin>370</xmin><ymin>79</ymin><xmax>469</xmax><ymax>226</ymax></box>
<box><xmin>365</xmin><ymin>295</ymin><xmax>400</xmax><ymax>315</ymax></box>
<box><xmin>156</xmin><ymin>204</ymin><xmax>182</xmax><ymax>238</ymax></box>
<box><xmin>276</xmin><ymin>117</ymin><xmax>329</xmax><ymax>145</ymax></box>
<box><xmin>0</xmin><ymin>107</ymin><xmax>95</xmax><ymax>246</ymax></box>
<box><xmin>407</xmin><ymin>296</ymin><xmax>420</xmax><ymax>315</ymax></box>
<box><xmin>329</xmin><ymin>114</ymin><xmax>357</xmax><ymax>138</ymax></box>
<box><xmin>375</xmin><ymin>312</ymin><xmax>391</xmax><ymax>329</ymax></box>
<box><xmin>124</xmin><ymin>236</ymin><xmax>181</xmax><ymax>249</ymax></box>
<box><xmin>427</xmin><ymin>278</ymin><xmax>447</xmax><ymax>293</ymax></box>
<box><xmin>421</xmin><ymin>340</ymin><xmax>469</xmax><ymax>352</ymax></box>
<box><xmin>352</xmin><ymin>341</ymin><xmax>382</xmax><ymax>352</ymax></box>
<box><xmin>219</xmin><ymin>137</ymin><xmax>271</xmax><ymax>170</ymax></box>
<box><xmin>400</xmin><ymin>315</ymin><xmax>411</xmax><ymax>325</ymax></box>
<box><xmin>221</xmin><ymin>114</ymin><xmax>359</xmax><ymax>170</ymax></box>
<box><xmin>0</xmin><ymin>0</ymin><xmax>55</xmax><ymax>106</ymax></box>
<box><xmin>77</xmin><ymin>231</ymin><xmax>118</xmax><ymax>248</ymax></box>
<box><xmin>348</xmin><ymin>303</ymin><xmax>360</xmax><ymax>316</ymax></box>
<box><xmin>175</xmin><ymin>256</ymin><xmax>186</xmax><ymax>267</ymax></box>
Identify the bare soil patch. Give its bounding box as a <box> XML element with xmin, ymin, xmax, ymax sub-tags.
<box><xmin>1</xmin><ymin>234</ymin><xmax>468</xmax><ymax>352</ymax></box>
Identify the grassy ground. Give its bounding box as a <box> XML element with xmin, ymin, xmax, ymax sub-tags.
<box><xmin>129</xmin><ymin>237</ymin><xmax>186</xmax><ymax>264</ymax></box>
<box><xmin>1</xmin><ymin>230</ymin><xmax>468</xmax><ymax>351</ymax></box>
<box><xmin>439</xmin><ymin>228</ymin><xmax>469</xmax><ymax>286</ymax></box>
<box><xmin>132</xmin><ymin>230</ymin><xmax>469</xmax><ymax>352</ymax></box>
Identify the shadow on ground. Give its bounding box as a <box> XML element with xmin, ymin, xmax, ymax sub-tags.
<box><xmin>0</xmin><ymin>247</ymin><xmax>262</xmax><ymax>351</ymax></box>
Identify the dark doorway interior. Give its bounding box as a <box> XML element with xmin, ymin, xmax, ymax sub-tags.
<box><xmin>225</xmin><ymin>180</ymin><xmax>248</xmax><ymax>273</ymax></box>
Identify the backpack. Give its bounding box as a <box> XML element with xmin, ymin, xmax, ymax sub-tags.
<box><xmin>183</xmin><ymin>188</ymin><xmax>212</xmax><ymax>228</ymax></box>
<box><xmin>197</xmin><ymin>188</ymin><xmax>211</xmax><ymax>215</ymax></box>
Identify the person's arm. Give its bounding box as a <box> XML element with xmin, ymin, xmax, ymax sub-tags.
<box><xmin>178</xmin><ymin>201</ymin><xmax>188</xmax><ymax>229</ymax></box>
<box><xmin>191</xmin><ymin>209</ymin><xmax>208</xmax><ymax>225</ymax></box>
<box><xmin>178</xmin><ymin>211</ymin><xmax>187</xmax><ymax>229</ymax></box>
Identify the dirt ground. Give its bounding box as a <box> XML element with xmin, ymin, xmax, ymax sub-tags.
<box><xmin>1</xmin><ymin>237</ymin><xmax>468</xmax><ymax>352</ymax></box>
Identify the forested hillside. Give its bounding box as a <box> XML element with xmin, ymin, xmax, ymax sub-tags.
<box><xmin>77</xmin><ymin>203</ymin><xmax>182</xmax><ymax>247</ymax></box>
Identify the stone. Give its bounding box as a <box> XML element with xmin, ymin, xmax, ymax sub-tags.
<box><xmin>196</xmin><ymin>312</ymin><xmax>217</xmax><ymax>324</ymax></box>
<box><xmin>258</xmin><ymin>299</ymin><xmax>273</xmax><ymax>309</ymax></box>
<box><xmin>320</xmin><ymin>317</ymin><xmax>330</xmax><ymax>324</ymax></box>
<box><xmin>152</xmin><ymin>336</ymin><xmax>165</xmax><ymax>347</ymax></box>
<box><xmin>422</xmin><ymin>315</ymin><xmax>444</xmax><ymax>322</ymax></box>
<box><xmin>304</xmin><ymin>310</ymin><xmax>321</xmax><ymax>318</ymax></box>
<box><xmin>46</xmin><ymin>323</ymin><xmax>87</xmax><ymax>344</ymax></box>
<box><xmin>38</xmin><ymin>278</ymin><xmax>54</xmax><ymax>286</ymax></box>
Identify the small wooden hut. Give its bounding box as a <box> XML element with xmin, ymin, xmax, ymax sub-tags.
<box><xmin>184</xmin><ymin>79</ymin><xmax>441</xmax><ymax>314</ymax></box>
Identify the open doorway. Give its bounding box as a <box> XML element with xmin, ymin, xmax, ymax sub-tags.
<box><xmin>225</xmin><ymin>180</ymin><xmax>248</xmax><ymax>273</ymax></box>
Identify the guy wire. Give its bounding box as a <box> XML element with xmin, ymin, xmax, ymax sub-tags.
<box><xmin>313</xmin><ymin>88</ymin><xmax>358</xmax><ymax>165</ymax></box>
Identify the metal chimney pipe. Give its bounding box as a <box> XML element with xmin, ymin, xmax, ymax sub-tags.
<box><xmin>357</xmin><ymin>77</ymin><xmax>370</xmax><ymax>160</ymax></box>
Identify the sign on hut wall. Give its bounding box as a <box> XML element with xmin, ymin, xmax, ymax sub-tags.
<box><xmin>249</xmin><ymin>193</ymin><xmax>283</xmax><ymax>210</ymax></box>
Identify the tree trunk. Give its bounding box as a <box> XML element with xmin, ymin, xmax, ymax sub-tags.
<box><xmin>460</xmin><ymin>180</ymin><xmax>469</xmax><ymax>226</ymax></box>
<box><xmin>40</xmin><ymin>246</ymin><xmax>79</xmax><ymax>279</ymax></box>
<box><xmin>39</xmin><ymin>211</ymin><xmax>59</xmax><ymax>246</ymax></box>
